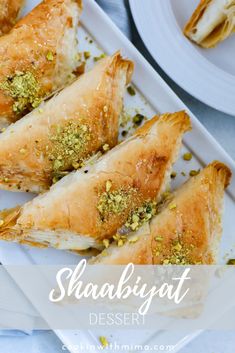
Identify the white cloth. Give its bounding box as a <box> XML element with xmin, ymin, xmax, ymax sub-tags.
<box><xmin>0</xmin><ymin>268</ymin><xmax>39</xmax><ymax>336</ymax></box>
<box><xmin>95</xmin><ymin>0</ymin><xmax>131</xmax><ymax>38</ymax></box>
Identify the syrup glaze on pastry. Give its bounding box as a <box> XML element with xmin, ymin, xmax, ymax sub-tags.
<box><xmin>0</xmin><ymin>112</ymin><xmax>191</xmax><ymax>251</ymax></box>
<box><xmin>0</xmin><ymin>0</ymin><xmax>24</xmax><ymax>35</ymax></box>
<box><xmin>0</xmin><ymin>53</ymin><xmax>133</xmax><ymax>193</ymax></box>
<box><xmin>91</xmin><ymin>162</ymin><xmax>231</xmax><ymax>265</ymax></box>
<box><xmin>0</xmin><ymin>0</ymin><xmax>82</xmax><ymax>126</ymax></box>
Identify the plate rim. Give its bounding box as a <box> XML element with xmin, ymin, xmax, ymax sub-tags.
<box><xmin>129</xmin><ymin>0</ymin><xmax>235</xmax><ymax>116</ymax></box>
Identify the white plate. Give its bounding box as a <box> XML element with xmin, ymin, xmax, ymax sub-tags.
<box><xmin>129</xmin><ymin>0</ymin><xmax>235</xmax><ymax>116</ymax></box>
<box><xmin>0</xmin><ymin>0</ymin><xmax>235</xmax><ymax>352</ymax></box>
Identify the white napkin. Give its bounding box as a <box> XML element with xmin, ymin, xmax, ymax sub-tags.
<box><xmin>0</xmin><ymin>267</ymin><xmax>40</xmax><ymax>335</ymax></box>
<box><xmin>96</xmin><ymin>0</ymin><xmax>131</xmax><ymax>38</ymax></box>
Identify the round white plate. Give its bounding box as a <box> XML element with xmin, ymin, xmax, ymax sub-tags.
<box><xmin>129</xmin><ymin>0</ymin><xmax>235</xmax><ymax>116</ymax></box>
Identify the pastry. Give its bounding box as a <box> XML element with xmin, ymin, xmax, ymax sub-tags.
<box><xmin>0</xmin><ymin>0</ymin><xmax>24</xmax><ymax>35</ymax></box>
<box><xmin>92</xmin><ymin>162</ymin><xmax>231</xmax><ymax>264</ymax></box>
<box><xmin>0</xmin><ymin>0</ymin><xmax>82</xmax><ymax>127</ymax></box>
<box><xmin>0</xmin><ymin>52</ymin><xmax>133</xmax><ymax>193</ymax></box>
<box><xmin>0</xmin><ymin>111</ymin><xmax>191</xmax><ymax>251</ymax></box>
<box><xmin>184</xmin><ymin>0</ymin><xmax>235</xmax><ymax>48</ymax></box>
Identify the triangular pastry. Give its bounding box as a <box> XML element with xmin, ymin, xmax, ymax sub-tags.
<box><xmin>0</xmin><ymin>52</ymin><xmax>133</xmax><ymax>193</ymax></box>
<box><xmin>184</xmin><ymin>0</ymin><xmax>235</xmax><ymax>48</ymax></box>
<box><xmin>0</xmin><ymin>0</ymin><xmax>82</xmax><ymax>127</ymax></box>
<box><xmin>0</xmin><ymin>111</ymin><xmax>191</xmax><ymax>251</ymax></box>
<box><xmin>0</xmin><ymin>0</ymin><xmax>24</xmax><ymax>35</ymax></box>
<box><xmin>91</xmin><ymin>162</ymin><xmax>231</xmax><ymax>264</ymax></box>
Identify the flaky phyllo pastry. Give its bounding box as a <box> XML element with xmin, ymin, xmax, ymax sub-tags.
<box><xmin>0</xmin><ymin>53</ymin><xmax>133</xmax><ymax>193</ymax></box>
<box><xmin>0</xmin><ymin>111</ymin><xmax>191</xmax><ymax>250</ymax></box>
<box><xmin>0</xmin><ymin>0</ymin><xmax>82</xmax><ymax>127</ymax></box>
<box><xmin>184</xmin><ymin>0</ymin><xmax>235</xmax><ymax>48</ymax></box>
<box><xmin>0</xmin><ymin>0</ymin><xmax>24</xmax><ymax>35</ymax></box>
<box><xmin>91</xmin><ymin>162</ymin><xmax>231</xmax><ymax>265</ymax></box>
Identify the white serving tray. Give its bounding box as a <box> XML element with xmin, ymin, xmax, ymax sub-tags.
<box><xmin>0</xmin><ymin>0</ymin><xmax>234</xmax><ymax>352</ymax></box>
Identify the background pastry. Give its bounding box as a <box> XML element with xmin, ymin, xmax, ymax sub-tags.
<box><xmin>0</xmin><ymin>0</ymin><xmax>82</xmax><ymax>127</ymax></box>
<box><xmin>0</xmin><ymin>0</ymin><xmax>24</xmax><ymax>35</ymax></box>
<box><xmin>0</xmin><ymin>53</ymin><xmax>133</xmax><ymax>193</ymax></box>
<box><xmin>0</xmin><ymin>111</ymin><xmax>191</xmax><ymax>251</ymax></box>
<box><xmin>91</xmin><ymin>162</ymin><xmax>231</xmax><ymax>265</ymax></box>
<box><xmin>184</xmin><ymin>0</ymin><xmax>235</xmax><ymax>48</ymax></box>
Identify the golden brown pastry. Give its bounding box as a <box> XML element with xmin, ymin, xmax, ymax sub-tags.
<box><xmin>0</xmin><ymin>111</ymin><xmax>191</xmax><ymax>251</ymax></box>
<box><xmin>92</xmin><ymin>162</ymin><xmax>231</xmax><ymax>265</ymax></box>
<box><xmin>0</xmin><ymin>0</ymin><xmax>82</xmax><ymax>127</ymax></box>
<box><xmin>0</xmin><ymin>0</ymin><xmax>24</xmax><ymax>35</ymax></box>
<box><xmin>0</xmin><ymin>53</ymin><xmax>133</xmax><ymax>193</ymax></box>
<box><xmin>184</xmin><ymin>0</ymin><xmax>235</xmax><ymax>48</ymax></box>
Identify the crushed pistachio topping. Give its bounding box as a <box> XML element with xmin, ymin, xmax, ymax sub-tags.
<box><xmin>155</xmin><ymin>237</ymin><xmax>197</xmax><ymax>265</ymax></box>
<box><xmin>103</xmin><ymin>105</ymin><xmax>108</xmax><ymax>112</ymax></box>
<box><xmin>183</xmin><ymin>152</ymin><xmax>192</xmax><ymax>161</ymax></box>
<box><xmin>127</xmin><ymin>85</ymin><xmax>136</xmax><ymax>96</ymax></box>
<box><xmin>132</xmin><ymin>113</ymin><xmax>145</xmax><ymax>127</ymax></box>
<box><xmin>162</xmin><ymin>191</ymin><xmax>171</xmax><ymax>200</ymax></box>
<box><xmin>163</xmin><ymin>243</ymin><xmax>190</xmax><ymax>264</ymax></box>
<box><xmin>75</xmin><ymin>52</ymin><xmax>82</xmax><ymax>61</ymax></box>
<box><xmin>48</xmin><ymin>122</ymin><xmax>90</xmax><ymax>175</ymax></box>
<box><xmin>113</xmin><ymin>233</ymin><xmax>127</xmax><ymax>247</ymax></box>
<box><xmin>97</xmin><ymin>182</ymin><xmax>135</xmax><ymax>221</ymax></box>
<box><xmin>105</xmin><ymin>180</ymin><xmax>112</xmax><ymax>192</ymax></box>
<box><xmin>125</xmin><ymin>201</ymin><xmax>157</xmax><ymax>231</ymax></box>
<box><xmin>102</xmin><ymin>144</ymin><xmax>110</xmax><ymax>152</ymax></box>
<box><xmin>155</xmin><ymin>236</ymin><xmax>163</xmax><ymax>242</ymax></box>
<box><xmin>189</xmin><ymin>169</ymin><xmax>200</xmax><ymax>177</ymax></box>
<box><xmin>121</xmin><ymin>130</ymin><xmax>128</xmax><ymax>137</ymax></box>
<box><xmin>75</xmin><ymin>62</ymin><xmax>86</xmax><ymax>76</ymax></box>
<box><xmin>0</xmin><ymin>71</ymin><xmax>41</xmax><ymax>114</ymax></box>
<box><xmin>101</xmin><ymin>250</ymin><xmax>108</xmax><ymax>257</ymax></box>
<box><xmin>227</xmin><ymin>259</ymin><xmax>235</xmax><ymax>265</ymax></box>
<box><xmin>103</xmin><ymin>239</ymin><xmax>110</xmax><ymax>248</ymax></box>
<box><xmin>84</xmin><ymin>51</ymin><xmax>91</xmax><ymax>60</ymax></box>
<box><xmin>94</xmin><ymin>53</ymin><xmax>106</xmax><ymax>62</ymax></box>
<box><xmin>19</xmin><ymin>148</ymin><xmax>27</xmax><ymax>154</ymax></box>
<box><xmin>169</xmin><ymin>203</ymin><xmax>177</xmax><ymax>210</ymax></box>
<box><xmin>99</xmin><ymin>336</ymin><xmax>109</xmax><ymax>348</ymax></box>
<box><xmin>46</xmin><ymin>51</ymin><xmax>54</xmax><ymax>61</ymax></box>
<box><xmin>52</xmin><ymin>171</ymin><xmax>70</xmax><ymax>184</ymax></box>
<box><xmin>171</xmin><ymin>171</ymin><xmax>177</xmax><ymax>179</ymax></box>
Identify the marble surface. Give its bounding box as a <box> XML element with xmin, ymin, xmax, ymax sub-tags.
<box><xmin>0</xmin><ymin>1</ymin><xmax>234</xmax><ymax>352</ymax></box>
